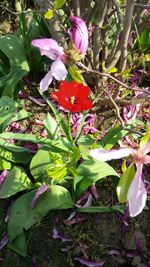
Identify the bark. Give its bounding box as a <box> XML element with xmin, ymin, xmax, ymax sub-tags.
<box><xmin>106</xmin><ymin>0</ymin><xmax>135</xmax><ymax>71</ymax></box>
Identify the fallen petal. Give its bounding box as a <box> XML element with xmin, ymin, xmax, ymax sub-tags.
<box><xmin>0</xmin><ymin>234</ymin><xmax>8</xmax><ymax>251</ymax></box>
<box><xmin>53</xmin><ymin>228</ymin><xmax>72</xmax><ymax>242</ymax></box>
<box><xmin>75</xmin><ymin>257</ymin><xmax>105</xmax><ymax>267</ymax></box>
<box><xmin>0</xmin><ymin>170</ymin><xmax>9</xmax><ymax>187</ymax></box>
<box><xmin>31</xmin><ymin>184</ymin><xmax>49</xmax><ymax>208</ymax></box>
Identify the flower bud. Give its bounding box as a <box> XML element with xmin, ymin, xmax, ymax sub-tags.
<box><xmin>68</xmin><ymin>16</ymin><xmax>88</xmax><ymax>54</ymax></box>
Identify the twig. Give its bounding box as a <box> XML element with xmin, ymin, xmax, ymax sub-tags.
<box><xmin>101</xmin><ymin>87</ymin><xmax>125</xmax><ymax>126</ymax></box>
<box><xmin>78</xmin><ymin>62</ymin><xmax>150</xmax><ymax>95</ymax></box>
<box><xmin>133</xmin><ymin>3</ymin><xmax>150</xmax><ymax>9</ymax></box>
<box><xmin>112</xmin><ymin>0</ymin><xmax>124</xmax><ymax>24</ymax></box>
<box><xmin>0</xmin><ymin>3</ymin><xmax>35</xmax><ymax>15</ymax></box>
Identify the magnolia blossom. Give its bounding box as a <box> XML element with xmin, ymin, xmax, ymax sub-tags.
<box><xmin>32</xmin><ymin>38</ymin><xmax>68</xmax><ymax>92</ymax></box>
<box><xmin>68</xmin><ymin>16</ymin><xmax>88</xmax><ymax>54</ymax></box>
<box><xmin>90</xmin><ymin>143</ymin><xmax>150</xmax><ymax>217</ymax></box>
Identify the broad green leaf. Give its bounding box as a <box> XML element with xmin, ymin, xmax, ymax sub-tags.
<box><xmin>117</xmin><ymin>164</ymin><xmax>135</xmax><ymax>203</ymax></box>
<box><xmin>8</xmin><ymin>185</ymin><xmax>73</xmax><ymax>242</ymax></box>
<box><xmin>39</xmin><ymin>92</ymin><xmax>73</xmax><ymax>144</ymax></box>
<box><xmin>140</xmin><ymin>28</ymin><xmax>150</xmax><ymax>52</ymax></box>
<box><xmin>44</xmin><ymin>112</ymin><xmax>59</xmax><ymax>139</ymax></box>
<box><xmin>68</xmin><ymin>65</ymin><xmax>85</xmax><ymax>83</ymax></box>
<box><xmin>30</xmin><ymin>148</ymin><xmax>69</xmax><ymax>182</ymax></box>
<box><xmin>30</xmin><ymin>147</ymin><xmax>52</xmax><ymax>180</ymax></box>
<box><xmin>100</xmin><ymin>125</ymin><xmax>130</xmax><ymax>150</ymax></box>
<box><xmin>139</xmin><ymin>130</ymin><xmax>150</xmax><ymax>148</ymax></box>
<box><xmin>78</xmin><ymin>134</ymin><xmax>98</xmax><ymax>159</ymax></box>
<box><xmin>74</xmin><ymin>159</ymin><xmax>119</xmax><ymax>196</ymax></box>
<box><xmin>0</xmin><ymin>166</ymin><xmax>32</xmax><ymax>198</ymax></box>
<box><xmin>0</xmin><ymin>34</ymin><xmax>29</xmax><ymax>71</ymax></box>
<box><xmin>0</xmin><ymin>132</ymin><xmax>52</xmax><ymax>146</ymax></box>
<box><xmin>9</xmin><ymin>109</ymin><xmax>31</xmax><ymax>123</ymax></box>
<box><xmin>54</xmin><ymin>0</ymin><xmax>66</xmax><ymax>9</ymax></box>
<box><xmin>0</xmin><ymin>145</ymin><xmax>32</xmax><ymax>164</ymax></box>
<box><xmin>0</xmin><ymin>138</ymin><xmax>30</xmax><ymax>153</ymax></box>
<box><xmin>2</xmin><ymin>67</ymin><xmax>28</xmax><ymax>97</ymax></box>
<box><xmin>44</xmin><ymin>9</ymin><xmax>54</xmax><ymax>19</ymax></box>
<box><xmin>0</xmin><ymin>156</ymin><xmax>11</xmax><ymax>170</ymax></box>
<box><xmin>8</xmin><ymin>233</ymin><xmax>27</xmax><ymax>257</ymax></box>
<box><xmin>0</xmin><ymin>96</ymin><xmax>18</xmax><ymax>131</ymax></box>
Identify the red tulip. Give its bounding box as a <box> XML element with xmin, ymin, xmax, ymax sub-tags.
<box><xmin>51</xmin><ymin>81</ymin><xmax>92</xmax><ymax>112</ymax></box>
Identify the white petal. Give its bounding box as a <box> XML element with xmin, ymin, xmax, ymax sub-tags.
<box><xmin>90</xmin><ymin>148</ymin><xmax>133</xmax><ymax>161</ymax></box>
<box><xmin>142</xmin><ymin>142</ymin><xmax>150</xmax><ymax>155</ymax></box>
<box><xmin>40</xmin><ymin>70</ymin><xmax>53</xmax><ymax>92</ymax></box>
<box><xmin>127</xmin><ymin>163</ymin><xmax>147</xmax><ymax>217</ymax></box>
<box><xmin>40</xmin><ymin>49</ymin><xmax>57</xmax><ymax>60</ymax></box>
<box><xmin>51</xmin><ymin>58</ymin><xmax>68</xmax><ymax>81</ymax></box>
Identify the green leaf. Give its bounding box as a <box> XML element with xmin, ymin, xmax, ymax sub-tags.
<box><xmin>107</xmin><ymin>67</ymin><xmax>118</xmax><ymax>73</ymax></box>
<box><xmin>30</xmin><ymin>147</ymin><xmax>52</xmax><ymax>180</ymax></box>
<box><xmin>0</xmin><ymin>34</ymin><xmax>29</xmax><ymax>71</ymax></box>
<box><xmin>74</xmin><ymin>159</ymin><xmax>119</xmax><ymax>196</ymax></box>
<box><xmin>0</xmin><ymin>145</ymin><xmax>32</xmax><ymax>164</ymax></box>
<box><xmin>117</xmin><ymin>163</ymin><xmax>135</xmax><ymax>203</ymax></box>
<box><xmin>8</xmin><ymin>185</ymin><xmax>73</xmax><ymax>242</ymax></box>
<box><xmin>8</xmin><ymin>233</ymin><xmax>27</xmax><ymax>257</ymax></box>
<box><xmin>78</xmin><ymin>134</ymin><xmax>98</xmax><ymax>160</ymax></box>
<box><xmin>39</xmin><ymin>92</ymin><xmax>73</xmax><ymax>144</ymax></box>
<box><xmin>0</xmin><ymin>96</ymin><xmax>18</xmax><ymax>131</ymax></box>
<box><xmin>0</xmin><ymin>156</ymin><xmax>11</xmax><ymax>170</ymax></box>
<box><xmin>44</xmin><ymin>9</ymin><xmax>54</xmax><ymax>19</ymax></box>
<box><xmin>54</xmin><ymin>0</ymin><xmax>66</xmax><ymax>9</ymax></box>
<box><xmin>44</xmin><ymin>112</ymin><xmax>59</xmax><ymax>139</ymax></box>
<box><xmin>140</xmin><ymin>28</ymin><xmax>150</xmax><ymax>52</ymax></box>
<box><xmin>0</xmin><ymin>166</ymin><xmax>32</xmax><ymax>198</ymax></box>
<box><xmin>46</xmin><ymin>152</ymin><xmax>68</xmax><ymax>182</ymax></box>
<box><xmin>68</xmin><ymin>65</ymin><xmax>85</xmax><ymax>83</ymax></box>
<box><xmin>100</xmin><ymin>125</ymin><xmax>130</xmax><ymax>150</ymax></box>
<box><xmin>2</xmin><ymin>67</ymin><xmax>28</xmax><ymax>97</ymax></box>
<box><xmin>139</xmin><ymin>130</ymin><xmax>150</xmax><ymax>148</ymax></box>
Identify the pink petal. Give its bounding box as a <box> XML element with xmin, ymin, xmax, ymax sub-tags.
<box><xmin>90</xmin><ymin>148</ymin><xmax>133</xmax><ymax>161</ymax></box>
<box><xmin>40</xmin><ymin>70</ymin><xmax>53</xmax><ymax>92</ymax></box>
<box><xmin>143</xmin><ymin>155</ymin><xmax>150</xmax><ymax>165</ymax></box>
<box><xmin>31</xmin><ymin>184</ymin><xmax>49</xmax><ymax>208</ymax></box>
<box><xmin>127</xmin><ymin>163</ymin><xmax>147</xmax><ymax>217</ymax></box>
<box><xmin>75</xmin><ymin>257</ymin><xmax>105</xmax><ymax>267</ymax></box>
<box><xmin>51</xmin><ymin>58</ymin><xmax>68</xmax><ymax>81</ymax></box>
<box><xmin>142</xmin><ymin>142</ymin><xmax>150</xmax><ymax>155</ymax></box>
<box><xmin>40</xmin><ymin>49</ymin><xmax>57</xmax><ymax>60</ymax></box>
<box><xmin>32</xmin><ymin>38</ymin><xmax>65</xmax><ymax>61</ymax></box>
<box><xmin>0</xmin><ymin>170</ymin><xmax>8</xmax><ymax>187</ymax></box>
<box><xmin>32</xmin><ymin>38</ymin><xmax>58</xmax><ymax>51</ymax></box>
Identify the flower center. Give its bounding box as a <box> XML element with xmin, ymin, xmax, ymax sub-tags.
<box><xmin>132</xmin><ymin>150</ymin><xmax>145</xmax><ymax>164</ymax></box>
<box><xmin>70</xmin><ymin>96</ymin><xmax>76</xmax><ymax>104</ymax></box>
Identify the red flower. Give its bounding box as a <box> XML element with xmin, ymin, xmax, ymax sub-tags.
<box><xmin>50</xmin><ymin>81</ymin><xmax>92</xmax><ymax>112</ymax></box>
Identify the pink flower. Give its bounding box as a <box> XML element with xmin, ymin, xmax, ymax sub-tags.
<box><xmin>90</xmin><ymin>143</ymin><xmax>150</xmax><ymax>217</ymax></box>
<box><xmin>68</xmin><ymin>16</ymin><xmax>89</xmax><ymax>54</ymax></box>
<box><xmin>32</xmin><ymin>38</ymin><xmax>68</xmax><ymax>92</ymax></box>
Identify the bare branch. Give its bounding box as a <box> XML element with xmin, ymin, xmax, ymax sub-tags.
<box><xmin>78</xmin><ymin>62</ymin><xmax>150</xmax><ymax>95</ymax></box>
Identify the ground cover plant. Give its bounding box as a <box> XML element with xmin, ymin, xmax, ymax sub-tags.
<box><xmin>0</xmin><ymin>0</ymin><xmax>150</xmax><ymax>266</ymax></box>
